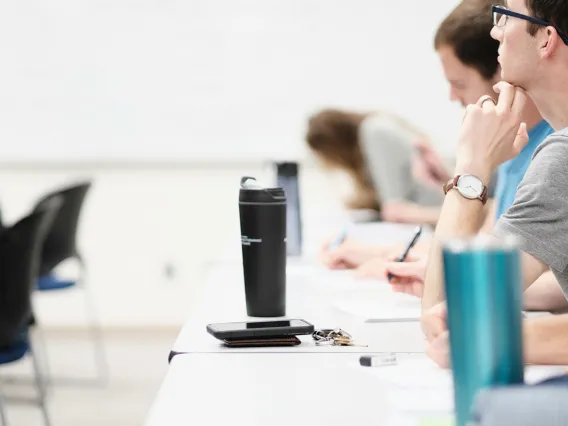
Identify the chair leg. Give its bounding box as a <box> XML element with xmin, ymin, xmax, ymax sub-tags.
<box><xmin>29</xmin><ymin>344</ymin><xmax>52</xmax><ymax>426</ymax></box>
<box><xmin>31</xmin><ymin>327</ymin><xmax>52</xmax><ymax>391</ymax></box>
<box><xmin>77</xmin><ymin>256</ymin><xmax>109</xmax><ymax>385</ymax></box>
<box><xmin>0</xmin><ymin>383</ymin><xmax>8</xmax><ymax>426</ymax></box>
<box><xmin>84</xmin><ymin>288</ymin><xmax>109</xmax><ymax>385</ymax></box>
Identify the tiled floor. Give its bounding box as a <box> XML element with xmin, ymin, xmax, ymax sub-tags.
<box><xmin>0</xmin><ymin>329</ymin><xmax>177</xmax><ymax>426</ymax></box>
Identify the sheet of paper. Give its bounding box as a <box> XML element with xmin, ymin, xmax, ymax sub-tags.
<box><xmin>333</xmin><ymin>292</ymin><xmax>422</xmax><ymax>322</ymax></box>
<box><xmin>361</xmin><ymin>355</ymin><xmax>568</xmax><ymax>418</ymax></box>
<box><xmin>525</xmin><ymin>365</ymin><xmax>568</xmax><ymax>384</ymax></box>
<box><xmin>358</xmin><ymin>355</ymin><xmax>454</xmax><ymax>414</ymax></box>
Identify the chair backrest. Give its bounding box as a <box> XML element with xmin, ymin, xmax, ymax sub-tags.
<box><xmin>0</xmin><ymin>198</ymin><xmax>61</xmax><ymax>346</ymax></box>
<box><xmin>34</xmin><ymin>181</ymin><xmax>92</xmax><ymax>275</ymax></box>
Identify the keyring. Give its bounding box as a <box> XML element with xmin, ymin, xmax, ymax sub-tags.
<box><xmin>311</xmin><ymin>328</ymin><xmax>365</xmax><ymax>347</ymax></box>
<box><xmin>314</xmin><ymin>339</ymin><xmax>335</xmax><ymax>346</ymax></box>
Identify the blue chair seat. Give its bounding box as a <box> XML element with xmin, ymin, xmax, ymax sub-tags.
<box><xmin>37</xmin><ymin>274</ymin><xmax>76</xmax><ymax>291</ymax></box>
<box><xmin>0</xmin><ymin>335</ymin><xmax>29</xmax><ymax>365</ymax></box>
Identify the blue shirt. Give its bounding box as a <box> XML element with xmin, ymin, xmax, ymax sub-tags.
<box><xmin>494</xmin><ymin>120</ymin><xmax>555</xmax><ymax>219</ymax></box>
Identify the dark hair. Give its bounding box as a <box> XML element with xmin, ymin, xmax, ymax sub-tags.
<box><xmin>526</xmin><ymin>0</ymin><xmax>568</xmax><ymax>40</ymax></box>
<box><xmin>434</xmin><ymin>0</ymin><xmax>503</xmax><ymax>80</ymax></box>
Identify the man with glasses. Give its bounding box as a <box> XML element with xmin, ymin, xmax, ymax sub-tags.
<box><xmin>421</xmin><ymin>0</ymin><xmax>568</xmax><ymax>367</ymax></box>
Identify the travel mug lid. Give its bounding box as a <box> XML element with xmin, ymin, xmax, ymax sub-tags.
<box><xmin>240</xmin><ymin>176</ymin><xmax>265</xmax><ymax>189</ymax></box>
<box><xmin>239</xmin><ymin>176</ymin><xmax>286</xmax><ymax>203</ymax></box>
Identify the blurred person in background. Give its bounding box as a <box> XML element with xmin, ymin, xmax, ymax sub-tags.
<box><xmin>306</xmin><ymin>108</ymin><xmax>447</xmax><ymax>226</ymax></box>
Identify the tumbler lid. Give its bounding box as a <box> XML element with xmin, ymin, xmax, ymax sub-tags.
<box><xmin>240</xmin><ymin>176</ymin><xmax>264</xmax><ymax>189</ymax></box>
<box><xmin>442</xmin><ymin>234</ymin><xmax>520</xmax><ymax>253</ymax></box>
<box><xmin>239</xmin><ymin>176</ymin><xmax>286</xmax><ymax>204</ymax></box>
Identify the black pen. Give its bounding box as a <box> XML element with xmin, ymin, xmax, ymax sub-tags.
<box><xmin>387</xmin><ymin>225</ymin><xmax>423</xmax><ymax>282</ymax></box>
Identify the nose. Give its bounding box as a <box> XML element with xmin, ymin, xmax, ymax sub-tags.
<box><xmin>449</xmin><ymin>87</ymin><xmax>459</xmax><ymax>103</ymax></box>
<box><xmin>490</xmin><ymin>25</ymin><xmax>502</xmax><ymax>42</ymax></box>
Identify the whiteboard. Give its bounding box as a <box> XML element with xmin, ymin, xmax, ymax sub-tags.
<box><xmin>0</xmin><ymin>0</ymin><xmax>463</xmax><ymax>162</ymax></box>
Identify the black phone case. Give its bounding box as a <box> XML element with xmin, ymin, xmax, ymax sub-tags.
<box><xmin>206</xmin><ymin>320</ymin><xmax>314</xmax><ymax>340</ymax></box>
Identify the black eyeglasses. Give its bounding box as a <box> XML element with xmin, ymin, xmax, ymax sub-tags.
<box><xmin>492</xmin><ymin>4</ymin><xmax>568</xmax><ymax>46</ymax></box>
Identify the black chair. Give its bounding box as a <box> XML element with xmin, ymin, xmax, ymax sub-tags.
<box><xmin>0</xmin><ymin>197</ymin><xmax>62</xmax><ymax>426</ymax></box>
<box><xmin>34</xmin><ymin>181</ymin><xmax>91</xmax><ymax>278</ymax></box>
<box><xmin>33</xmin><ymin>181</ymin><xmax>108</xmax><ymax>383</ymax></box>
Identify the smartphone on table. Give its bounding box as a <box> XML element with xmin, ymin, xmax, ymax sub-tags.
<box><xmin>206</xmin><ymin>319</ymin><xmax>314</xmax><ymax>340</ymax></box>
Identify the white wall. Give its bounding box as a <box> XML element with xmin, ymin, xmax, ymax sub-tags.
<box><xmin>0</xmin><ymin>0</ymin><xmax>463</xmax><ymax>161</ymax></box>
<box><xmin>0</xmin><ymin>162</ymin><xmax>348</xmax><ymax>329</ymax></box>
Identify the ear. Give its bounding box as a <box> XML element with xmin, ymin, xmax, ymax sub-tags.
<box><xmin>540</xmin><ymin>26</ymin><xmax>560</xmax><ymax>59</ymax></box>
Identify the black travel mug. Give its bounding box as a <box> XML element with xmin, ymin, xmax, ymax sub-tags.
<box><xmin>239</xmin><ymin>176</ymin><xmax>286</xmax><ymax>317</ymax></box>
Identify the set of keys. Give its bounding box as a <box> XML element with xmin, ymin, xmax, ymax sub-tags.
<box><xmin>311</xmin><ymin>328</ymin><xmax>368</xmax><ymax>347</ymax></box>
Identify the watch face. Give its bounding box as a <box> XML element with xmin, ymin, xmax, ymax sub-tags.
<box><xmin>457</xmin><ymin>175</ymin><xmax>483</xmax><ymax>199</ymax></box>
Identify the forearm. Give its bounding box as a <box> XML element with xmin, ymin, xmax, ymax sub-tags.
<box><xmin>418</xmin><ymin>207</ymin><xmax>441</xmax><ymax>226</ymax></box>
<box><xmin>422</xmin><ymin>191</ymin><xmax>486</xmax><ymax>309</ymax></box>
<box><xmin>524</xmin><ymin>315</ymin><xmax>568</xmax><ymax>364</ymax></box>
<box><xmin>381</xmin><ymin>202</ymin><xmax>440</xmax><ymax>226</ymax></box>
<box><xmin>523</xmin><ymin>271</ymin><xmax>568</xmax><ymax>312</ymax></box>
<box><xmin>478</xmin><ymin>200</ymin><xmax>496</xmax><ymax>234</ymax></box>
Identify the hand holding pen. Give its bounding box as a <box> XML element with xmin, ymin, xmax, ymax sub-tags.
<box><xmin>386</xmin><ymin>225</ymin><xmax>423</xmax><ymax>282</ymax></box>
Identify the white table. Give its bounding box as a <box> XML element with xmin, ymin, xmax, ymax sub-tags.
<box><xmin>146</xmin><ymin>352</ymin><xmax>452</xmax><ymax>426</ymax></box>
<box><xmin>169</xmin><ymin>261</ymin><xmax>427</xmax><ymax>360</ymax></box>
<box><xmin>148</xmin><ymin>354</ymin><xmax>567</xmax><ymax>426</ymax></box>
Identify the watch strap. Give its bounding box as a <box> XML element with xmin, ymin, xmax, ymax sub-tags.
<box><xmin>443</xmin><ymin>175</ymin><xmax>460</xmax><ymax>194</ymax></box>
<box><xmin>443</xmin><ymin>175</ymin><xmax>488</xmax><ymax>205</ymax></box>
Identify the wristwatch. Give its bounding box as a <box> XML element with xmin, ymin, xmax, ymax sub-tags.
<box><xmin>443</xmin><ymin>174</ymin><xmax>488</xmax><ymax>204</ymax></box>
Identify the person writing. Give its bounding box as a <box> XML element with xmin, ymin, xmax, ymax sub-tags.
<box><xmin>306</xmin><ymin>109</ymin><xmax>445</xmax><ymax>226</ymax></box>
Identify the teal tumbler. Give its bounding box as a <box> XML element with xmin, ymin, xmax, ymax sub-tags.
<box><xmin>442</xmin><ymin>236</ymin><xmax>524</xmax><ymax>426</ymax></box>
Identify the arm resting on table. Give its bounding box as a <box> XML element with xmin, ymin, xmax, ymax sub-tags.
<box><xmin>524</xmin><ymin>314</ymin><xmax>568</xmax><ymax>365</ymax></box>
<box><xmin>524</xmin><ymin>271</ymin><xmax>568</xmax><ymax>313</ymax></box>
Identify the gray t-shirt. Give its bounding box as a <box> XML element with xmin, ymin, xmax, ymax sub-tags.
<box><xmin>493</xmin><ymin>127</ymin><xmax>568</xmax><ymax>297</ymax></box>
<box><xmin>359</xmin><ymin>115</ymin><xmax>444</xmax><ymax>207</ymax></box>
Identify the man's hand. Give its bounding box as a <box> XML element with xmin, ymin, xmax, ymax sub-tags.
<box><xmin>455</xmin><ymin>82</ymin><xmax>529</xmax><ymax>182</ymax></box>
<box><xmin>354</xmin><ymin>248</ymin><xmax>425</xmax><ymax>284</ymax></box>
<box><xmin>427</xmin><ymin>331</ymin><xmax>450</xmax><ymax>369</ymax></box>
<box><xmin>354</xmin><ymin>257</ymin><xmax>387</xmax><ymax>280</ymax></box>
<box><xmin>384</xmin><ymin>254</ymin><xmax>427</xmax><ymax>298</ymax></box>
<box><xmin>412</xmin><ymin>140</ymin><xmax>451</xmax><ymax>189</ymax></box>
<box><xmin>422</xmin><ymin>303</ymin><xmax>450</xmax><ymax>367</ymax></box>
<box><xmin>421</xmin><ymin>302</ymin><xmax>447</xmax><ymax>342</ymax></box>
<box><xmin>319</xmin><ymin>235</ymin><xmax>389</xmax><ymax>270</ymax></box>
<box><xmin>423</xmin><ymin>303</ymin><xmax>450</xmax><ymax>368</ymax></box>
